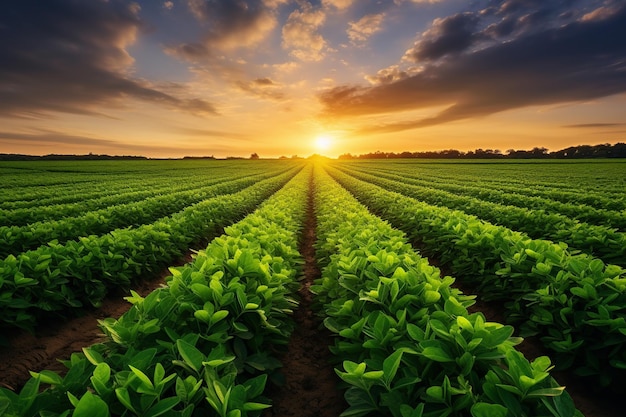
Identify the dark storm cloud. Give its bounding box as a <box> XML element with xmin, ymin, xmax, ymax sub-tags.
<box><xmin>405</xmin><ymin>12</ymin><xmax>482</xmax><ymax>61</ymax></box>
<box><xmin>481</xmin><ymin>0</ymin><xmax>585</xmax><ymax>39</ymax></box>
<box><xmin>406</xmin><ymin>0</ymin><xmax>585</xmax><ymax>63</ymax></box>
<box><xmin>320</xmin><ymin>1</ymin><xmax>626</xmax><ymax>133</ymax></box>
<box><xmin>0</xmin><ymin>0</ymin><xmax>217</xmax><ymax>118</ymax></box>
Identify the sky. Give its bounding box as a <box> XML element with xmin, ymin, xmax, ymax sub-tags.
<box><xmin>1</xmin><ymin>0</ymin><xmax>625</xmax><ymax>158</ymax></box>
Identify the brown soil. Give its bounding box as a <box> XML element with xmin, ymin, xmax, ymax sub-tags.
<box><xmin>263</xmin><ymin>175</ymin><xmax>347</xmax><ymax>417</ymax></box>
<box><xmin>0</xmin><ymin>254</ymin><xmax>191</xmax><ymax>391</ymax></box>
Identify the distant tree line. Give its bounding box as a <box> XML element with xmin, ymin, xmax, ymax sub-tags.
<box><xmin>0</xmin><ymin>153</ymin><xmax>148</xmax><ymax>161</ymax></box>
<box><xmin>0</xmin><ymin>153</ymin><xmax>267</xmax><ymax>161</ymax></box>
<box><xmin>338</xmin><ymin>142</ymin><xmax>626</xmax><ymax>159</ymax></box>
<box><xmin>2</xmin><ymin>142</ymin><xmax>625</xmax><ymax>161</ymax></box>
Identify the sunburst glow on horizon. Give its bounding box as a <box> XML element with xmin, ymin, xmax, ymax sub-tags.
<box><xmin>0</xmin><ymin>1</ymin><xmax>624</xmax><ymax>158</ymax></box>
<box><xmin>314</xmin><ymin>135</ymin><xmax>333</xmax><ymax>153</ymax></box>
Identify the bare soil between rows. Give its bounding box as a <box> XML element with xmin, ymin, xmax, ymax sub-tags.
<box><xmin>0</xmin><ymin>260</ymin><xmax>182</xmax><ymax>391</ymax></box>
<box><xmin>1</xmin><ymin>181</ymin><xmax>619</xmax><ymax>417</ymax></box>
<box><xmin>261</xmin><ymin>174</ymin><xmax>346</xmax><ymax>417</ymax></box>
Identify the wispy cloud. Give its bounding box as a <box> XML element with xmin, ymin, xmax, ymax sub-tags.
<box><xmin>236</xmin><ymin>77</ymin><xmax>286</xmax><ymax>100</ymax></box>
<box><xmin>174</xmin><ymin>127</ymin><xmax>252</xmax><ymax>140</ymax></box>
<box><xmin>0</xmin><ymin>130</ymin><xmax>121</xmax><ymax>147</ymax></box>
<box><xmin>563</xmin><ymin>123</ymin><xmax>626</xmax><ymax>128</ymax></box>
<box><xmin>322</xmin><ymin>0</ymin><xmax>354</xmax><ymax>10</ymax></box>
<box><xmin>282</xmin><ymin>2</ymin><xmax>328</xmax><ymax>61</ymax></box>
<box><xmin>347</xmin><ymin>13</ymin><xmax>386</xmax><ymax>45</ymax></box>
<box><xmin>0</xmin><ymin>129</ymin><xmax>242</xmax><ymax>156</ymax></box>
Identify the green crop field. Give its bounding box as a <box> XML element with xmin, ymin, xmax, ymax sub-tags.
<box><xmin>1</xmin><ymin>158</ymin><xmax>625</xmax><ymax>417</ymax></box>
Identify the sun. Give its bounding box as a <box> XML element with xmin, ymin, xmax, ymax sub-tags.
<box><xmin>314</xmin><ymin>135</ymin><xmax>333</xmax><ymax>152</ymax></box>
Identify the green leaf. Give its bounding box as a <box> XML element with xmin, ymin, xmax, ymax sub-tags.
<box><xmin>145</xmin><ymin>397</ymin><xmax>181</xmax><ymax>417</ymax></box>
<box><xmin>82</xmin><ymin>347</ymin><xmax>105</xmax><ymax>365</ymax></box>
<box><xmin>570</xmin><ymin>287</ymin><xmax>587</xmax><ymax>299</ymax></box>
<box><xmin>243</xmin><ymin>402</ymin><xmax>272</xmax><ymax>411</ymax></box>
<box><xmin>444</xmin><ymin>297</ymin><xmax>467</xmax><ymax>316</ymax></box>
<box><xmin>382</xmin><ymin>350</ymin><xmax>403</xmax><ymax>385</ymax></box>
<box><xmin>67</xmin><ymin>391</ymin><xmax>79</xmax><ymax>408</ymax></box>
<box><xmin>194</xmin><ymin>310</ymin><xmax>211</xmax><ymax>323</ymax></box>
<box><xmin>73</xmin><ymin>392</ymin><xmax>109</xmax><ymax>417</ymax></box>
<box><xmin>213</xmin><ymin>380</ymin><xmax>227</xmax><ymax>404</ymax></box>
<box><xmin>177</xmin><ymin>339</ymin><xmax>205</xmax><ymax>373</ymax></box>
<box><xmin>17</xmin><ymin>376</ymin><xmax>40</xmax><ymax>413</ymax></box>
<box><xmin>204</xmin><ymin>356</ymin><xmax>235</xmax><ymax>367</ymax></box>
<box><xmin>129</xmin><ymin>365</ymin><xmax>155</xmax><ymax>391</ymax></box>
<box><xmin>129</xmin><ymin>348</ymin><xmax>157</xmax><ymax>370</ymax></box>
<box><xmin>421</xmin><ymin>347</ymin><xmax>453</xmax><ymax>362</ymax></box>
<box><xmin>425</xmin><ymin>386</ymin><xmax>444</xmax><ymax>402</ymax></box>
<box><xmin>154</xmin><ymin>363</ymin><xmax>166</xmax><ymax>386</ymax></box>
<box><xmin>363</xmin><ymin>371</ymin><xmax>384</xmax><ymax>380</ymax></box>
<box><xmin>191</xmin><ymin>283</ymin><xmax>212</xmax><ymax>301</ymax></box>
<box><xmin>92</xmin><ymin>363</ymin><xmax>111</xmax><ymax>384</ymax></box>
<box><xmin>123</xmin><ymin>290</ymin><xmax>144</xmax><ymax>305</ymax></box>
<box><xmin>243</xmin><ymin>374</ymin><xmax>267</xmax><ymax>399</ymax></box>
<box><xmin>115</xmin><ymin>387</ymin><xmax>137</xmax><ymax>413</ymax></box>
<box><xmin>176</xmin><ymin>377</ymin><xmax>189</xmax><ymax>401</ymax></box>
<box><xmin>28</xmin><ymin>370</ymin><xmax>63</xmax><ymax>386</ymax></box>
<box><xmin>423</xmin><ymin>290</ymin><xmax>441</xmax><ymax>304</ymax></box>
<box><xmin>484</xmin><ymin>325</ymin><xmax>514</xmax><ymax>348</ymax></box>
<box><xmin>527</xmin><ymin>387</ymin><xmax>565</xmax><ymax>398</ymax></box>
<box><xmin>344</xmin><ymin>361</ymin><xmax>366</xmax><ymax>376</ymax></box>
<box><xmin>456</xmin><ymin>316</ymin><xmax>473</xmax><ymax>332</ymax></box>
<box><xmin>471</xmin><ymin>402</ymin><xmax>508</xmax><ymax>417</ymax></box>
<box><xmin>211</xmin><ymin>310</ymin><xmax>229</xmax><ymax>324</ymax></box>
<box><xmin>407</xmin><ymin>323</ymin><xmax>425</xmax><ymax>342</ymax></box>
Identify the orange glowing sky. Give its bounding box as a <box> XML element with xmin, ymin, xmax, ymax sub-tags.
<box><xmin>1</xmin><ymin>0</ymin><xmax>625</xmax><ymax>158</ymax></box>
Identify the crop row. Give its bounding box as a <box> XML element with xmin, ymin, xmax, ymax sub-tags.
<box><xmin>344</xmin><ymin>164</ymin><xmax>626</xmax><ymax>230</ymax></box>
<box><xmin>327</xmin><ymin>166</ymin><xmax>626</xmax><ymax>390</ymax></box>
<box><xmin>410</xmin><ymin>161</ymin><xmax>626</xmax><ymax>197</ymax></box>
<box><xmin>336</xmin><ymin>165</ymin><xmax>626</xmax><ymax>266</ymax></box>
<box><xmin>0</xmin><ymin>175</ymin><xmax>155</xmax><ymax>207</ymax></box>
<box><xmin>0</xmin><ymin>172</ymin><xmax>99</xmax><ymax>193</ymax></box>
<box><xmin>0</xmin><ymin>167</ymin><xmax>300</xmax><ymax>333</ymax></box>
<box><xmin>0</xmin><ymin>161</ymin><xmax>289</xmax><ymax>209</ymax></box>
<box><xmin>0</xmin><ymin>167</ymin><xmax>292</xmax><ymax>258</ymax></box>
<box><xmin>0</xmin><ymin>165</ymin><xmax>310</xmax><ymax>417</ymax></box>
<box><xmin>343</xmin><ymin>161</ymin><xmax>626</xmax><ymax>211</ymax></box>
<box><xmin>311</xmin><ymin>166</ymin><xmax>579</xmax><ymax>417</ymax></box>
<box><xmin>0</xmin><ymin>167</ymin><xmax>255</xmax><ymax>226</ymax></box>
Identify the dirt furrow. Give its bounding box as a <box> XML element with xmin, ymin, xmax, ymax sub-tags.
<box><xmin>264</xmin><ymin>175</ymin><xmax>346</xmax><ymax>417</ymax></box>
<box><xmin>0</xmin><ymin>256</ymin><xmax>190</xmax><ymax>391</ymax></box>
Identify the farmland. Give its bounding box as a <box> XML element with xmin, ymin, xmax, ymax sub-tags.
<box><xmin>0</xmin><ymin>158</ymin><xmax>625</xmax><ymax>416</ymax></box>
